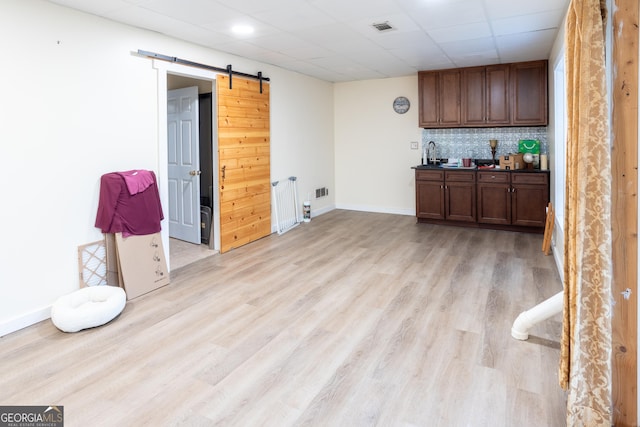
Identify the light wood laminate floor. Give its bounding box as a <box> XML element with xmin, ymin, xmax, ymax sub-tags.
<box><xmin>169</xmin><ymin>237</ymin><xmax>217</xmax><ymax>271</ymax></box>
<box><xmin>0</xmin><ymin>210</ymin><xmax>566</xmax><ymax>426</ymax></box>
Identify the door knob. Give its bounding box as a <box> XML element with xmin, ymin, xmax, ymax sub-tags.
<box><xmin>189</xmin><ymin>170</ymin><xmax>201</xmax><ymax>176</ymax></box>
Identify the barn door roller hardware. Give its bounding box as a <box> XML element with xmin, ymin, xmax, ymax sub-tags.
<box><xmin>226</xmin><ymin>64</ymin><xmax>233</xmax><ymax>90</ymax></box>
<box><xmin>138</xmin><ymin>49</ymin><xmax>269</xmax><ymax>93</ymax></box>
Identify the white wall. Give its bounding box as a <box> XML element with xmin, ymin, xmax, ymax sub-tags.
<box><xmin>271</xmin><ymin>72</ymin><xmax>335</xmax><ymax>216</ymax></box>
<box><xmin>547</xmin><ymin>9</ymin><xmax>568</xmax><ymax>282</ymax></box>
<box><xmin>334</xmin><ymin>77</ymin><xmax>422</xmax><ymax>215</ymax></box>
<box><xmin>0</xmin><ymin>0</ymin><xmax>334</xmax><ymax>336</ymax></box>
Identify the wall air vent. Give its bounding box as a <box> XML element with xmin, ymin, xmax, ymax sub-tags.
<box><xmin>372</xmin><ymin>21</ymin><xmax>394</xmax><ymax>32</ymax></box>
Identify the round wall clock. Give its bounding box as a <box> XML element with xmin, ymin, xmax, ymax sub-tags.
<box><xmin>393</xmin><ymin>96</ymin><xmax>410</xmax><ymax>114</ymax></box>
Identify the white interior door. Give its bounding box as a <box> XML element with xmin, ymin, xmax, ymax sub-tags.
<box><xmin>167</xmin><ymin>86</ymin><xmax>200</xmax><ymax>244</ymax></box>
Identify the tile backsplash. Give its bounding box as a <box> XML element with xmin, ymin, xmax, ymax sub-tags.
<box><xmin>421</xmin><ymin>127</ymin><xmax>548</xmax><ymax>160</ymax></box>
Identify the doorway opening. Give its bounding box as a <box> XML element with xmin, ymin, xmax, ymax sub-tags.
<box><xmin>167</xmin><ymin>75</ymin><xmax>217</xmax><ymax>270</ymax></box>
<box><xmin>153</xmin><ymin>59</ymin><xmax>221</xmax><ymax>270</ymax></box>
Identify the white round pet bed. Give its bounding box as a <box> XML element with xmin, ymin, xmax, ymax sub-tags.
<box><xmin>51</xmin><ymin>286</ymin><xmax>126</xmax><ymax>333</ymax></box>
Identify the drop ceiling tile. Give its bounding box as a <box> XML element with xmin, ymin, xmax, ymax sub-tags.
<box><xmin>308</xmin><ymin>0</ymin><xmax>400</xmax><ymax>22</ymax></box>
<box><xmin>296</xmin><ymin>23</ymin><xmax>364</xmax><ymax>45</ymax></box>
<box><xmin>248</xmin><ymin>33</ymin><xmax>313</xmax><ymax>52</ymax></box>
<box><xmin>214</xmin><ymin>0</ymin><xmax>292</xmax><ymax>15</ymax></box>
<box><xmin>484</xmin><ymin>0</ymin><xmax>570</xmax><ymax>20</ymax></box>
<box><xmin>305</xmin><ymin>67</ymin><xmax>351</xmax><ymax>82</ymax></box>
<box><xmin>273</xmin><ymin>59</ymin><xmax>317</xmax><ymax>76</ymax></box>
<box><xmin>453</xmin><ymin>53</ymin><xmax>501</xmax><ymax>68</ymax></box>
<box><xmin>50</xmin><ymin>0</ymin><xmax>132</xmax><ymax>14</ymax></box>
<box><xmin>139</xmin><ymin>0</ymin><xmax>233</xmax><ymax>25</ymax></box>
<box><xmin>306</xmin><ymin>55</ymin><xmax>357</xmax><ymax>70</ymax></box>
<box><xmin>340</xmin><ymin>65</ymin><xmax>388</xmax><ymax>80</ymax></box>
<box><xmin>492</xmin><ymin>9</ymin><xmax>565</xmax><ymax>36</ymax></box>
<box><xmin>252</xmin><ymin>4</ymin><xmax>336</xmax><ymax>32</ymax></box>
<box><xmin>438</xmin><ymin>37</ymin><xmax>497</xmax><ymax>57</ymax></box>
<box><xmin>168</xmin><ymin>24</ymin><xmax>236</xmax><ymax>46</ymax></box>
<box><xmin>369</xmin><ymin>61</ymin><xmax>417</xmax><ymax>78</ymax></box>
<box><xmin>279</xmin><ymin>44</ymin><xmax>337</xmax><ymax>61</ymax></box>
<box><xmin>328</xmin><ymin>37</ymin><xmax>383</xmax><ymax>56</ymax></box>
<box><xmin>249</xmin><ymin>49</ymin><xmax>298</xmax><ymax>66</ymax></box>
<box><xmin>369</xmin><ymin>30</ymin><xmax>439</xmax><ymax>50</ymax></box>
<box><xmin>390</xmin><ymin>46</ymin><xmax>449</xmax><ymax>67</ymax></box>
<box><xmin>213</xmin><ymin>40</ymin><xmax>273</xmax><ymax>58</ymax></box>
<box><xmin>349</xmin><ymin>49</ymin><xmax>408</xmax><ymax>68</ymax></box>
<box><xmin>330</xmin><ymin>75</ymin><xmax>360</xmax><ymax>83</ymax></box>
<box><xmin>410</xmin><ymin>0</ymin><xmax>487</xmax><ymax>30</ymax></box>
<box><xmin>105</xmin><ymin>6</ymin><xmax>188</xmax><ymax>33</ymax></box>
<box><xmin>414</xmin><ymin>58</ymin><xmax>457</xmax><ymax>71</ymax></box>
<box><xmin>428</xmin><ymin>22</ymin><xmax>492</xmax><ymax>44</ymax></box>
<box><xmin>495</xmin><ymin>28</ymin><xmax>558</xmax><ymax>61</ymax></box>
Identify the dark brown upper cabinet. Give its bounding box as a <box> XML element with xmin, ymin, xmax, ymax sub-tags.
<box><xmin>510</xmin><ymin>60</ymin><xmax>548</xmax><ymax>126</ymax></box>
<box><xmin>418</xmin><ymin>69</ymin><xmax>461</xmax><ymax>128</ymax></box>
<box><xmin>419</xmin><ymin>60</ymin><xmax>547</xmax><ymax>128</ymax></box>
<box><xmin>462</xmin><ymin>65</ymin><xmax>510</xmax><ymax>126</ymax></box>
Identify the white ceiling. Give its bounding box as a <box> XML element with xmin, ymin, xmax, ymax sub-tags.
<box><xmin>47</xmin><ymin>0</ymin><xmax>570</xmax><ymax>82</ymax></box>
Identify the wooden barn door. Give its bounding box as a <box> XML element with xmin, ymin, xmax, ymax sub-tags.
<box><xmin>216</xmin><ymin>75</ymin><xmax>271</xmax><ymax>253</ymax></box>
<box><xmin>611</xmin><ymin>0</ymin><xmax>638</xmax><ymax>424</ymax></box>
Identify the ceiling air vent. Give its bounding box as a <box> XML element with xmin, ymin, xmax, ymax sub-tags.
<box><xmin>372</xmin><ymin>21</ymin><xmax>394</xmax><ymax>32</ymax></box>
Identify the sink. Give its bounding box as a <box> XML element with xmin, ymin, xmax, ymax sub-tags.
<box><xmin>415</xmin><ymin>159</ymin><xmax>447</xmax><ymax>168</ymax></box>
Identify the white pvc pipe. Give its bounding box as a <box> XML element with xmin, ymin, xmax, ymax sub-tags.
<box><xmin>511</xmin><ymin>291</ymin><xmax>563</xmax><ymax>340</ymax></box>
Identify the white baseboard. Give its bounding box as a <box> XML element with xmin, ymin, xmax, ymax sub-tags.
<box><xmin>311</xmin><ymin>204</ymin><xmax>336</xmax><ymax>217</ymax></box>
<box><xmin>552</xmin><ymin>220</ymin><xmax>564</xmax><ymax>285</ymax></box>
<box><xmin>0</xmin><ymin>306</ymin><xmax>51</xmax><ymax>338</ymax></box>
<box><xmin>335</xmin><ymin>203</ymin><xmax>415</xmax><ymax>216</ymax></box>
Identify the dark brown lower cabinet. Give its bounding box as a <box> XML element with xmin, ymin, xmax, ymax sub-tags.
<box><xmin>415</xmin><ymin>170</ymin><xmax>475</xmax><ymax>223</ymax></box>
<box><xmin>477</xmin><ymin>171</ymin><xmax>549</xmax><ymax>229</ymax></box>
<box><xmin>416</xmin><ymin>170</ymin><xmax>445</xmax><ymax>219</ymax></box>
<box><xmin>477</xmin><ymin>171</ymin><xmax>511</xmax><ymax>224</ymax></box>
<box><xmin>510</xmin><ymin>173</ymin><xmax>549</xmax><ymax>227</ymax></box>
<box><xmin>416</xmin><ymin>169</ymin><xmax>549</xmax><ymax>232</ymax></box>
<box><xmin>444</xmin><ymin>171</ymin><xmax>476</xmax><ymax>222</ymax></box>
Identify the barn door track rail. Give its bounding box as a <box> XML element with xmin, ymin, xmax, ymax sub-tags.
<box><xmin>138</xmin><ymin>49</ymin><xmax>269</xmax><ymax>92</ymax></box>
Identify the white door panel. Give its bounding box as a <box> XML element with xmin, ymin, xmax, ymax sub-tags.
<box><xmin>168</xmin><ymin>86</ymin><xmax>200</xmax><ymax>244</ymax></box>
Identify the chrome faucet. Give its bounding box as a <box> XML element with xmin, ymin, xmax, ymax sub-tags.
<box><xmin>427</xmin><ymin>141</ymin><xmax>437</xmax><ymax>164</ymax></box>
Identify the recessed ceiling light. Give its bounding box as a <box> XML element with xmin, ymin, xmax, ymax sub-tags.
<box><xmin>232</xmin><ymin>25</ymin><xmax>254</xmax><ymax>35</ymax></box>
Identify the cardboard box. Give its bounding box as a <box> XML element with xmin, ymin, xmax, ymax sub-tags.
<box><xmin>104</xmin><ymin>233</ymin><xmax>120</xmax><ymax>288</ymax></box>
<box><xmin>499</xmin><ymin>153</ymin><xmax>525</xmax><ymax>170</ymax></box>
<box><xmin>115</xmin><ymin>232</ymin><xmax>170</xmax><ymax>300</ymax></box>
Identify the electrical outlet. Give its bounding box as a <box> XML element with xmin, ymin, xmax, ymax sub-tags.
<box><xmin>410</xmin><ymin>141</ymin><xmax>418</xmax><ymax>149</ymax></box>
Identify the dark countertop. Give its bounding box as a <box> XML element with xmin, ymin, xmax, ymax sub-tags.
<box><xmin>412</xmin><ymin>163</ymin><xmax>550</xmax><ymax>173</ymax></box>
<box><xmin>413</xmin><ymin>164</ymin><xmax>476</xmax><ymax>170</ymax></box>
